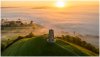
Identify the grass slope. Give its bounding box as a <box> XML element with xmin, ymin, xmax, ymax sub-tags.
<box><xmin>2</xmin><ymin>36</ymin><xmax>97</xmax><ymax>56</ymax></box>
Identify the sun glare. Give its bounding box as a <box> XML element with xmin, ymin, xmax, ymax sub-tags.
<box><xmin>56</xmin><ymin>0</ymin><xmax>65</xmax><ymax>8</ymax></box>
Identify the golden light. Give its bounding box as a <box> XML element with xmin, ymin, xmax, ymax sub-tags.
<box><xmin>55</xmin><ymin>0</ymin><xmax>65</xmax><ymax>8</ymax></box>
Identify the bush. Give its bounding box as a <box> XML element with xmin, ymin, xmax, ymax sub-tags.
<box><xmin>1</xmin><ymin>43</ymin><xmax>5</xmax><ymax>51</ymax></box>
<box><xmin>25</xmin><ymin>32</ymin><xmax>34</xmax><ymax>38</ymax></box>
<box><xmin>17</xmin><ymin>36</ymin><xmax>24</xmax><ymax>39</ymax></box>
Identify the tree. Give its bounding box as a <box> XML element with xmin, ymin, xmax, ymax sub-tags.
<box><xmin>30</xmin><ymin>20</ymin><xmax>33</xmax><ymax>25</ymax></box>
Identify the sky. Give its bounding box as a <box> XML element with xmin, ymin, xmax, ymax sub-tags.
<box><xmin>1</xmin><ymin>0</ymin><xmax>99</xmax><ymax>8</ymax></box>
<box><xmin>1</xmin><ymin>0</ymin><xmax>99</xmax><ymax>1</ymax></box>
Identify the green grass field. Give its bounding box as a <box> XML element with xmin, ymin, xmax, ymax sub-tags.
<box><xmin>2</xmin><ymin>36</ymin><xmax>98</xmax><ymax>56</ymax></box>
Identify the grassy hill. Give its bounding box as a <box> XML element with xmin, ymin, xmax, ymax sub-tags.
<box><xmin>2</xmin><ymin>36</ymin><xmax>98</xmax><ymax>56</ymax></box>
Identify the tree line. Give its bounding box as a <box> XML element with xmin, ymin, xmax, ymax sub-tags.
<box><xmin>56</xmin><ymin>35</ymin><xmax>99</xmax><ymax>54</ymax></box>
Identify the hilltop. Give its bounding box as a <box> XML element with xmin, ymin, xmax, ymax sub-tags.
<box><xmin>2</xmin><ymin>35</ymin><xmax>98</xmax><ymax>56</ymax></box>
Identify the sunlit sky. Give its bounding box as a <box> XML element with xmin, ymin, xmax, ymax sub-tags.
<box><xmin>1</xmin><ymin>0</ymin><xmax>98</xmax><ymax>1</ymax></box>
<box><xmin>1</xmin><ymin>0</ymin><xmax>98</xmax><ymax>8</ymax></box>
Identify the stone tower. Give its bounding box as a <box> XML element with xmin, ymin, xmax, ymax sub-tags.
<box><xmin>47</xmin><ymin>29</ymin><xmax>55</xmax><ymax>43</ymax></box>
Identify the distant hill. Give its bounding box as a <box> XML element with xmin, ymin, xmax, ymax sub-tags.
<box><xmin>2</xmin><ymin>36</ymin><xmax>98</xmax><ymax>56</ymax></box>
<box><xmin>1</xmin><ymin>19</ymin><xmax>43</xmax><ymax>30</ymax></box>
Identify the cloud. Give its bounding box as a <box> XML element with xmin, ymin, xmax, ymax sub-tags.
<box><xmin>31</xmin><ymin>6</ymin><xmax>52</xmax><ymax>9</ymax></box>
<box><xmin>1</xmin><ymin>7</ymin><xmax>19</xmax><ymax>8</ymax></box>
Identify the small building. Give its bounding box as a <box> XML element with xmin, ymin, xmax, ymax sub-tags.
<box><xmin>47</xmin><ymin>29</ymin><xmax>55</xmax><ymax>43</ymax></box>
